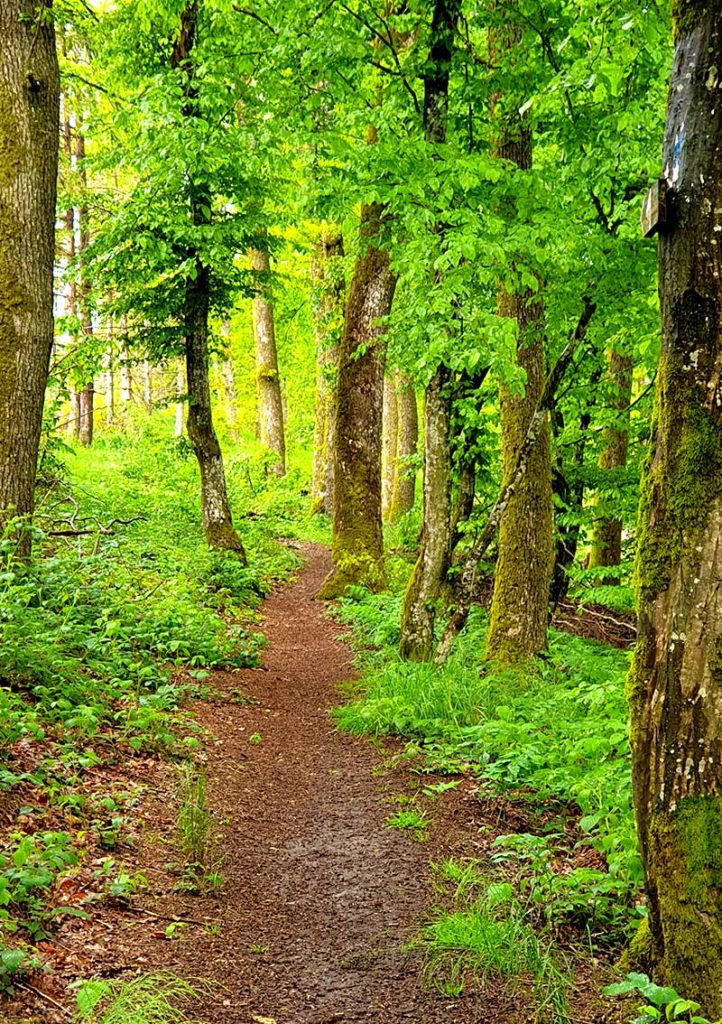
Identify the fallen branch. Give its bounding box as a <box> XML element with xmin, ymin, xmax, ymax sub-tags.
<box><xmin>435</xmin><ymin>295</ymin><xmax>597</xmax><ymax>664</ymax></box>
<box><xmin>17</xmin><ymin>981</ymin><xmax>71</xmax><ymax>1018</ymax></box>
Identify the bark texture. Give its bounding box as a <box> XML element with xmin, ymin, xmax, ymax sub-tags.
<box><xmin>0</xmin><ymin>1</ymin><xmax>60</xmax><ymax>552</ymax></box>
<box><xmin>318</xmin><ymin>204</ymin><xmax>396</xmax><ymax>598</ymax></box>
<box><xmin>630</xmin><ymin>3</ymin><xmax>722</xmax><ymax>1010</ymax></box>
<box><xmin>381</xmin><ymin>376</ymin><xmax>399</xmax><ymax>521</ymax></box>
<box><xmin>400</xmin><ymin>365</ymin><xmax>452</xmax><ymax>660</ymax></box>
<box><xmin>174</xmin><ymin>3</ymin><xmax>246</xmax><ymax>559</ymax></box>
<box><xmin>388</xmin><ymin>375</ymin><xmax>418</xmax><ymax>521</ymax></box>
<box><xmin>250</xmin><ymin>245</ymin><xmax>286</xmax><ymax>477</ymax></box>
<box><xmin>589</xmin><ymin>350</ymin><xmax>633</xmax><ymax>577</ymax></box>
<box><xmin>486</xmin><ymin>18</ymin><xmax>554</xmax><ymax>664</ymax></box>
<box><xmin>311</xmin><ymin>230</ymin><xmax>344</xmax><ymax>515</ymax></box>
<box><xmin>398</xmin><ymin>0</ymin><xmax>458</xmax><ymax>659</ymax></box>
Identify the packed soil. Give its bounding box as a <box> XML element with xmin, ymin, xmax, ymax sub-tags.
<box><xmin>6</xmin><ymin>544</ymin><xmax>624</xmax><ymax>1024</ymax></box>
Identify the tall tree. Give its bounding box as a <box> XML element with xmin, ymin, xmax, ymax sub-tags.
<box><xmin>0</xmin><ymin>0</ymin><xmax>60</xmax><ymax>553</ymax></box>
<box><xmin>387</xmin><ymin>374</ymin><xmax>417</xmax><ymax>522</ymax></box>
<box><xmin>589</xmin><ymin>349</ymin><xmax>633</xmax><ymax>578</ymax></box>
<box><xmin>172</xmin><ymin>2</ymin><xmax>246</xmax><ymax>557</ymax></box>
<box><xmin>399</xmin><ymin>0</ymin><xmax>459</xmax><ymax>660</ymax></box>
<box><xmin>630</xmin><ymin>2</ymin><xmax>722</xmax><ymax>1010</ymax></box>
<box><xmin>381</xmin><ymin>375</ymin><xmax>399</xmax><ymax>521</ymax></box>
<box><xmin>311</xmin><ymin>229</ymin><xmax>344</xmax><ymax>516</ymax></box>
<box><xmin>318</xmin><ymin>199</ymin><xmax>396</xmax><ymax>598</ymax></box>
<box><xmin>250</xmin><ymin>244</ymin><xmax>286</xmax><ymax>476</ymax></box>
<box><xmin>485</xmin><ymin>15</ymin><xmax>554</xmax><ymax>664</ymax></box>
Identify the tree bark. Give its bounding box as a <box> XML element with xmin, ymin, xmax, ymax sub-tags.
<box><xmin>76</xmin><ymin>132</ymin><xmax>94</xmax><ymax>446</ymax></box>
<box><xmin>311</xmin><ymin>230</ymin><xmax>344</xmax><ymax>515</ymax></box>
<box><xmin>398</xmin><ymin>0</ymin><xmax>459</xmax><ymax>659</ymax></box>
<box><xmin>400</xmin><ymin>365</ymin><xmax>452</xmax><ymax>659</ymax></box>
<box><xmin>318</xmin><ymin>203</ymin><xmax>396</xmax><ymax>598</ymax></box>
<box><xmin>589</xmin><ymin>349</ymin><xmax>633</xmax><ymax>579</ymax></box>
<box><xmin>0</xmin><ymin>0</ymin><xmax>60</xmax><ymax>554</ymax></box>
<box><xmin>485</xmin><ymin>16</ymin><xmax>554</xmax><ymax>665</ymax></box>
<box><xmin>382</xmin><ymin>375</ymin><xmax>399</xmax><ymax>521</ymax></box>
<box><xmin>629</xmin><ymin>4</ymin><xmax>722</xmax><ymax>1010</ymax></box>
<box><xmin>79</xmin><ymin>383</ymin><xmax>94</xmax><ymax>446</ymax></box>
<box><xmin>388</xmin><ymin>375</ymin><xmax>418</xmax><ymax>521</ymax></box>
<box><xmin>173</xmin><ymin>2</ymin><xmax>246</xmax><ymax>559</ymax></box>
<box><xmin>250</xmin><ymin>245</ymin><xmax>286</xmax><ymax>476</ymax></box>
<box><xmin>220</xmin><ymin>320</ymin><xmax>238</xmax><ymax>438</ymax></box>
<box><xmin>175</xmin><ymin>359</ymin><xmax>185</xmax><ymax>438</ymax></box>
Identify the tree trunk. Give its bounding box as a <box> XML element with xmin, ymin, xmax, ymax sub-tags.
<box><xmin>250</xmin><ymin>245</ymin><xmax>286</xmax><ymax>476</ymax></box>
<box><xmin>485</xmin><ymin>17</ymin><xmax>554</xmax><ymax>664</ymax></box>
<box><xmin>220</xmin><ymin>320</ymin><xmax>238</xmax><ymax>438</ymax></box>
<box><xmin>630</xmin><ymin>5</ymin><xmax>722</xmax><ymax>1010</ymax></box>
<box><xmin>589</xmin><ymin>349</ymin><xmax>633</xmax><ymax>579</ymax></box>
<box><xmin>103</xmin><ymin>343</ymin><xmax>115</xmax><ymax>427</ymax></box>
<box><xmin>382</xmin><ymin>376</ymin><xmax>399</xmax><ymax>521</ymax></box>
<box><xmin>175</xmin><ymin>359</ymin><xmax>185</xmax><ymax>438</ymax></box>
<box><xmin>398</xmin><ymin>0</ymin><xmax>459</xmax><ymax>658</ymax></box>
<box><xmin>0</xmin><ymin>1</ymin><xmax>59</xmax><ymax>554</ymax></box>
<box><xmin>120</xmin><ymin>342</ymin><xmax>132</xmax><ymax>404</ymax></box>
<box><xmin>311</xmin><ymin>230</ymin><xmax>344</xmax><ymax>515</ymax></box>
<box><xmin>318</xmin><ymin>203</ymin><xmax>396</xmax><ymax>598</ymax></box>
<box><xmin>400</xmin><ymin>365</ymin><xmax>452</xmax><ymax>659</ymax></box>
<box><xmin>174</xmin><ymin>2</ymin><xmax>246</xmax><ymax>559</ymax></box>
<box><xmin>143</xmin><ymin>360</ymin><xmax>153</xmax><ymax>413</ymax></box>
<box><xmin>388</xmin><ymin>375</ymin><xmax>418</xmax><ymax>521</ymax></box>
<box><xmin>79</xmin><ymin>383</ymin><xmax>94</xmax><ymax>446</ymax></box>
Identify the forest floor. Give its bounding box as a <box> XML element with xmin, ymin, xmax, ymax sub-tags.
<box><xmin>6</xmin><ymin>544</ymin><xmax>624</xmax><ymax>1024</ymax></box>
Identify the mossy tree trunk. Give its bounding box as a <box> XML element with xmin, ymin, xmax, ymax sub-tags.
<box><xmin>589</xmin><ymin>349</ymin><xmax>633</xmax><ymax>579</ymax></box>
<box><xmin>382</xmin><ymin>375</ymin><xmax>399</xmax><ymax>521</ymax></box>
<box><xmin>398</xmin><ymin>0</ymin><xmax>459</xmax><ymax>659</ymax></box>
<box><xmin>0</xmin><ymin>0</ymin><xmax>59</xmax><ymax>554</ymax></box>
<box><xmin>174</xmin><ymin>2</ymin><xmax>246</xmax><ymax>560</ymax></box>
<box><xmin>388</xmin><ymin>375</ymin><xmax>418</xmax><ymax>522</ymax></box>
<box><xmin>318</xmin><ymin>203</ymin><xmax>396</xmax><ymax>598</ymax></box>
<box><xmin>630</xmin><ymin>3</ymin><xmax>722</xmax><ymax>1011</ymax></box>
<box><xmin>250</xmin><ymin>244</ymin><xmax>286</xmax><ymax>477</ymax></box>
<box><xmin>311</xmin><ymin>230</ymin><xmax>344</xmax><ymax>516</ymax></box>
<box><xmin>486</xmin><ymin>16</ymin><xmax>554</xmax><ymax>665</ymax></box>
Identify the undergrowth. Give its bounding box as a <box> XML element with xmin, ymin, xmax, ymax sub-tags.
<box><xmin>0</xmin><ymin>422</ymin><xmax>312</xmax><ymax>990</ymax></box>
<box><xmin>334</xmin><ymin>586</ymin><xmax>641</xmax><ymax>945</ymax></box>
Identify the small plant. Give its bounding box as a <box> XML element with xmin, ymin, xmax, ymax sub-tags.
<box><xmin>74</xmin><ymin>971</ymin><xmax>202</xmax><ymax>1023</ymax></box>
<box><xmin>249</xmin><ymin>732</ymin><xmax>263</xmax><ymax>745</ymax></box>
<box><xmin>0</xmin><ymin>945</ymin><xmax>41</xmax><ymax>995</ymax></box>
<box><xmin>175</xmin><ymin>764</ymin><xmax>218</xmax><ymax>884</ymax></box>
<box><xmin>385</xmin><ymin>807</ymin><xmax>429</xmax><ymax>840</ymax></box>
<box><xmin>604</xmin><ymin>973</ymin><xmax>720</xmax><ymax>1024</ymax></box>
<box><xmin>419</xmin><ymin>863</ymin><xmax>569</xmax><ymax>1021</ymax></box>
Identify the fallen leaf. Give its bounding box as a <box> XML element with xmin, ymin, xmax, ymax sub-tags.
<box><xmin>252</xmin><ymin>1016</ymin><xmax>277</xmax><ymax>1024</ymax></box>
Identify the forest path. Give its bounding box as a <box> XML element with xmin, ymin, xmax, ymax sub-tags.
<box><xmin>148</xmin><ymin>542</ymin><xmax>485</xmax><ymax>1024</ymax></box>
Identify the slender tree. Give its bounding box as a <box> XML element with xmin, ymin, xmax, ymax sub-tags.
<box><xmin>589</xmin><ymin>349</ymin><xmax>633</xmax><ymax>578</ymax></box>
<box><xmin>629</xmin><ymin>2</ymin><xmax>722</xmax><ymax>1009</ymax></box>
<box><xmin>250</xmin><ymin>244</ymin><xmax>286</xmax><ymax>476</ymax></box>
<box><xmin>399</xmin><ymin>0</ymin><xmax>459</xmax><ymax>659</ymax></box>
<box><xmin>311</xmin><ymin>229</ymin><xmax>344</xmax><ymax>515</ymax></box>
<box><xmin>485</xmin><ymin>16</ymin><xmax>554</xmax><ymax>664</ymax></box>
<box><xmin>381</xmin><ymin>375</ymin><xmax>399</xmax><ymax>521</ymax></box>
<box><xmin>173</xmin><ymin>2</ymin><xmax>246</xmax><ymax>557</ymax></box>
<box><xmin>0</xmin><ymin>0</ymin><xmax>60</xmax><ymax>553</ymax></box>
<box><xmin>387</xmin><ymin>374</ymin><xmax>417</xmax><ymax>521</ymax></box>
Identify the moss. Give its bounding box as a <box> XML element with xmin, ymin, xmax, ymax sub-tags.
<box><xmin>618</xmin><ymin>916</ymin><xmax>655</xmax><ymax>975</ymax></box>
<box><xmin>651</xmin><ymin>797</ymin><xmax>722</xmax><ymax>1015</ymax></box>
<box><xmin>205</xmin><ymin>520</ymin><xmax>248</xmax><ymax>563</ymax></box>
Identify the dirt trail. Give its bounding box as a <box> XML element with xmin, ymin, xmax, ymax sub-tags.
<box><xmin>135</xmin><ymin>543</ymin><xmax>486</xmax><ymax>1023</ymax></box>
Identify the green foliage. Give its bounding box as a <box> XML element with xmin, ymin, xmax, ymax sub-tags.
<box><xmin>604</xmin><ymin>973</ymin><xmax>721</xmax><ymax>1024</ymax></box>
<box><xmin>175</xmin><ymin>764</ymin><xmax>218</xmax><ymax>885</ymax></box>
<box><xmin>0</xmin><ymin>831</ymin><xmax>79</xmax><ymax>941</ymax></box>
<box><xmin>385</xmin><ymin>807</ymin><xmax>429</xmax><ymax>840</ymax></box>
<box><xmin>335</xmin><ymin>591</ymin><xmax>640</xmax><ymax>935</ymax></box>
<box><xmin>420</xmin><ymin>860</ymin><xmax>569</xmax><ymax>1020</ymax></box>
<box><xmin>74</xmin><ymin>972</ymin><xmax>202</xmax><ymax>1024</ymax></box>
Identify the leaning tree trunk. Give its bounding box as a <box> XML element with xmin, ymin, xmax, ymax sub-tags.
<box><xmin>311</xmin><ymin>230</ymin><xmax>344</xmax><ymax>515</ymax></box>
<box><xmin>630</xmin><ymin>5</ymin><xmax>722</xmax><ymax>1011</ymax></box>
<box><xmin>0</xmin><ymin>1</ymin><xmax>60</xmax><ymax>554</ymax></box>
<box><xmin>382</xmin><ymin>376</ymin><xmax>399</xmax><ymax>521</ymax></box>
<box><xmin>400</xmin><ymin>365</ymin><xmax>452</xmax><ymax>659</ymax></box>
<box><xmin>250</xmin><ymin>245</ymin><xmax>286</xmax><ymax>477</ymax></box>
<box><xmin>318</xmin><ymin>203</ymin><xmax>396</xmax><ymax>598</ymax></box>
<box><xmin>485</xmin><ymin>17</ymin><xmax>554</xmax><ymax>664</ymax></box>
<box><xmin>174</xmin><ymin>2</ymin><xmax>246</xmax><ymax>560</ymax></box>
<box><xmin>398</xmin><ymin>0</ymin><xmax>459</xmax><ymax>659</ymax></box>
<box><xmin>388</xmin><ymin>375</ymin><xmax>418</xmax><ymax>522</ymax></box>
<box><xmin>589</xmin><ymin>349</ymin><xmax>633</xmax><ymax>579</ymax></box>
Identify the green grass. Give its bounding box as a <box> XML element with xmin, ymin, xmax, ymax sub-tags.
<box><xmin>385</xmin><ymin>807</ymin><xmax>429</xmax><ymax>839</ymax></box>
<box><xmin>74</xmin><ymin>972</ymin><xmax>202</xmax><ymax>1024</ymax></box>
<box><xmin>420</xmin><ymin>861</ymin><xmax>570</xmax><ymax>1020</ymax></box>
<box><xmin>333</xmin><ymin>588</ymin><xmax>641</xmax><ymax>940</ymax></box>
